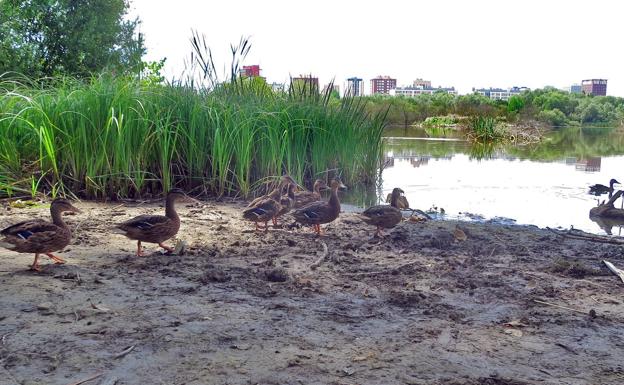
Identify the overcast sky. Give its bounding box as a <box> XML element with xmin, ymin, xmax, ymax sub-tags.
<box><xmin>129</xmin><ymin>0</ymin><xmax>623</xmax><ymax>96</ymax></box>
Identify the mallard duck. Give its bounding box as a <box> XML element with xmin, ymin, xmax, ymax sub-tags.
<box><xmin>589</xmin><ymin>178</ymin><xmax>620</xmax><ymax>196</ymax></box>
<box><xmin>294</xmin><ymin>179</ymin><xmax>328</xmax><ymax>208</ymax></box>
<box><xmin>248</xmin><ymin>175</ymin><xmax>297</xmax><ymax>208</ymax></box>
<box><xmin>115</xmin><ymin>189</ymin><xmax>190</xmax><ymax>256</ymax></box>
<box><xmin>361</xmin><ymin>188</ymin><xmax>404</xmax><ymax>237</ymax></box>
<box><xmin>385</xmin><ymin>189</ymin><xmax>410</xmax><ymax>209</ymax></box>
<box><xmin>0</xmin><ymin>198</ymin><xmax>81</xmax><ymax>271</ymax></box>
<box><xmin>292</xmin><ymin>179</ymin><xmax>347</xmax><ymax>235</ymax></box>
<box><xmin>243</xmin><ymin>186</ymin><xmax>283</xmax><ymax>231</ymax></box>
<box><xmin>274</xmin><ymin>183</ymin><xmax>296</xmax><ymax>225</ymax></box>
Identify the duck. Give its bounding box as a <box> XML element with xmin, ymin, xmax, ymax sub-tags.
<box><xmin>294</xmin><ymin>179</ymin><xmax>328</xmax><ymax>208</ymax></box>
<box><xmin>589</xmin><ymin>178</ymin><xmax>620</xmax><ymax>196</ymax></box>
<box><xmin>385</xmin><ymin>189</ymin><xmax>410</xmax><ymax>209</ymax></box>
<box><xmin>248</xmin><ymin>175</ymin><xmax>297</xmax><ymax>208</ymax></box>
<box><xmin>0</xmin><ymin>198</ymin><xmax>81</xmax><ymax>271</ymax></box>
<box><xmin>115</xmin><ymin>189</ymin><xmax>191</xmax><ymax>256</ymax></box>
<box><xmin>242</xmin><ymin>186</ymin><xmax>283</xmax><ymax>231</ymax></box>
<box><xmin>292</xmin><ymin>179</ymin><xmax>347</xmax><ymax>235</ymax></box>
<box><xmin>360</xmin><ymin>188</ymin><xmax>404</xmax><ymax>237</ymax></box>
<box><xmin>274</xmin><ymin>183</ymin><xmax>296</xmax><ymax>225</ymax></box>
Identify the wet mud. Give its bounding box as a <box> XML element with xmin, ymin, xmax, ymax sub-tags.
<box><xmin>1</xmin><ymin>200</ymin><xmax>624</xmax><ymax>385</ymax></box>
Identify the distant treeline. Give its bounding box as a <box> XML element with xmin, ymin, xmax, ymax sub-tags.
<box><xmin>359</xmin><ymin>89</ymin><xmax>624</xmax><ymax>128</ymax></box>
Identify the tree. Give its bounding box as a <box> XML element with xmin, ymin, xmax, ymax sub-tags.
<box><xmin>0</xmin><ymin>0</ymin><xmax>145</xmax><ymax>78</ymax></box>
<box><xmin>507</xmin><ymin>95</ymin><xmax>525</xmax><ymax>113</ymax></box>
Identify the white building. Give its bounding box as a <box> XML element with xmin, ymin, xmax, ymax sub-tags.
<box><xmin>473</xmin><ymin>87</ymin><xmax>529</xmax><ymax>101</ymax></box>
<box><xmin>390</xmin><ymin>86</ymin><xmax>457</xmax><ymax>97</ymax></box>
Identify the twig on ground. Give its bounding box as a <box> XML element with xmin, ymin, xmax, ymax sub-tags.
<box><xmin>554</xmin><ymin>342</ymin><xmax>579</xmax><ymax>355</ymax></box>
<box><xmin>309</xmin><ymin>242</ymin><xmax>329</xmax><ymax>270</ymax></box>
<box><xmin>66</xmin><ymin>372</ymin><xmax>103</xmax><ymax>385</ymax></box>
<box><xmin>603</xmin><ymin>260</ymin><xmax>624</xmax><ymax>283</ymax></box>
<box><xmin>533</xmin><ymin>299</ymin><xmax>588</xmax><ymax>315</ymax></box>
<box><xmin>546</xmin><ymin>227</ymin><xmax>624</xmax><ymax>245</ymax></box>
<box><xmin>113</xmin><ymin>344</ymin><xmax>136</xmax><ymax>359</ymax></box>
<box><xmin>343</xmin><ymin>260</ymin><xmax>420</xmax><ymax>277</ymax></box>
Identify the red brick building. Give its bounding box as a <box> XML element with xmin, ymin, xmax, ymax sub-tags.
<box><xmin>370</xmin><ymin>76</ymin><xmax>397</xmax><ymax>95</ymax></box>
<box><xmin>581</xmin><ymin>79</ymin><xmax>607</xmax><ymax>96</ymax></box>
<box><xmin>241</xmin><ymin>65</ymin><xmax>261</xmax><ymax>78</ymax></box>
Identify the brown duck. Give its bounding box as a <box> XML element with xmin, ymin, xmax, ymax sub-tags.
<box><xmin>275</xmin><ymin>183</ymin><xmax>296</xmax><ymax>224</ymax></box>
<box><xmin>0</xmin><ymin>198</ymin><xmax>81</xmax><ymax>271</ymax></box>
<box><xmin>248</xmin><ymin>175</ymin><xmax>297</xmax><ymax>208</ymax></box>
<box><xmin>292</xmin><ymin>179</ymin><xmax>347</xmax><ymax>235</ymax></box>
<box><xmin>294</xmin><ymin>179</ymin><xmax>328</xmax><ymax>208</ymax></box>
<box><xmin>242</xmin><ymin>186</ymin><xmax>283</xmax><ymax>231</ymax></box>
<box><xmin>115</xmin><ymin>189</ymin><xmax>190</xmax><ymax>256</ymax></box>
<box><xmin>385</xmin><ymin>189</ymin><xmax>409</xmax><ymax>209</ymax></box>
<box><xmin>360</xmin><ymin>187</ymin><xmax>404</xmax><ymax>237</ymax></box>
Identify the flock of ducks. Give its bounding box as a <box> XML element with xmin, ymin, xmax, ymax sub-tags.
<box><xmin>0</xmin><ymin>176</ymin><xmax>409</xmax><ymax>271</ymax></box>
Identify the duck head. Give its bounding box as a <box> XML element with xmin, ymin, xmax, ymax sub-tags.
<box><xmin>51</xmin><ymin>198</ymin><xmax>81</xmax><ymax>214</ymax></box>
<box><xmin>330</xmin><ymin>179</ymin><xmax>347</xmax><ymax>192</ymax></box>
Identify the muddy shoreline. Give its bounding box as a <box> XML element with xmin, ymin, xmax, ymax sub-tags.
<box><xmin>1</xmin><ymin>199</ymin><xmax>624</xmax><ymax>385</ymax></box>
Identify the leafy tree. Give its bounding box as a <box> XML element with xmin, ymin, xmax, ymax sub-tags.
<box><xmin>507</xmin><ymin>95</ymin><xmax>525</xmax><ymax>113</ymax></box>
<box><xmin>0</xmin><ymin>0</ymin><xmax>145</xmax><ymax>78</ymax></box>
<box><xmin>538</xmin><ymin>108</ymin><xmax>567</xmax><ymax>126</ymax></box>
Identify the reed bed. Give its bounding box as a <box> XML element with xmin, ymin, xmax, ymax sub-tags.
<box><xmin>0</xmin><ymin>74</ymin><xmax>386</xmax><ymax>199</ymax></box>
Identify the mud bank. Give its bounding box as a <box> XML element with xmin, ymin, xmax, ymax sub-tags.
<box><xmin>1</xmin><ymin>200</ymin><xmax>624</xmax><ymax>385</ymax></box>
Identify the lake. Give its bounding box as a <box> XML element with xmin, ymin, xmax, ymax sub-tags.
<box><xmin>345</xmin><ymin>125</ymin><xmax>624</xmax><ymax>235</ymax></box>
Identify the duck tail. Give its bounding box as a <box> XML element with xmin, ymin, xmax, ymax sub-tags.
<box><xmin>111</xmin><ymin>227</ymin><xmax>128</xmax><ymax>235</ymax></box>
<box><xmin>0</xmin><ymin>241</ymin><xmax>16</xmax><ymax>249</ymax></box>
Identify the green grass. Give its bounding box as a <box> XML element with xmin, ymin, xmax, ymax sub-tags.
<box><xmin>0</xmin><ymin>74</ymin><xmax>386</xmax><ymax>199</ymax></box>
<box><xmin>467</xmin><ymin>116</ymin><xmax>505</xmax><ymax>142</ymax></box>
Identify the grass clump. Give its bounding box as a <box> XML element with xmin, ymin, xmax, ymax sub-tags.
<box><xmin>0</xmin><ymin>74</ymin><xmax>386</xmax><ymax>199</ymax></box>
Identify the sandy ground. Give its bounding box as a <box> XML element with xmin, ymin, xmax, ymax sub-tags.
<box><xmin>1</xmin><ymin>198</ymin><xmax>624</xmax><ymax>385</ymax></box>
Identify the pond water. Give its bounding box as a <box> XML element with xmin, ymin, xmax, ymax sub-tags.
<box><xmin>345</xmin><ymin>125</ymin><xmax>624</xmax><ymax>236</ymax></box>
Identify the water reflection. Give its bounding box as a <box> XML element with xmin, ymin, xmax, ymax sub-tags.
<box><xmin>349</xmin><ymin>125</ymin><xmax>624</xmax><ymax>235</ymax></box>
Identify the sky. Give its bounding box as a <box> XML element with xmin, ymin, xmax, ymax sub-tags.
<box><xmin>129</xmin><ymin>0</ymin><xmax>624</xmax><ymax>96</ymax></box>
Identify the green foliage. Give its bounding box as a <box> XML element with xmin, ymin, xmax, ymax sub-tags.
<box><xmin>468</xmin><ymin>116</ymin><xmax>504</xmax><ymax>142</ymax></box>
<box><xmin>507</xmin><ymin>95</ymin><xmax>524</xmax><ymax>113</ymax></box>
<box><xmin>0</xmin><ymin>0</ymin><xmax>145</xmax><ymax>78</ymax></box>
<box><xmin>0</xmin><ymin>74</ymin><xmax>386</xmax><ymax>199</ymax></box>
<box><xmin>538</xmin><ymin>108</ymin><xmax>568</xmax><ymax>127</ymax></box>
<box><xmin>364</xmin><ymin>88</ymin><xmax>624</xmax><ymax>128</ymax></box>
<box><xmin>422</xmin><ymin>115</ymin><xmax>460</xmax><ymax>128</ymax></box>
<box><xmin>139</xmin><ymin>58</ymin><xmax>166</xmax><ymax>86</ymax></box>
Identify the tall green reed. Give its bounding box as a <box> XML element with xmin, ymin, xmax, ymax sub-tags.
<box><xmin>0</xmin><ymin>37</ymin><xmax>386</xmax><ymax>199</ymax></box>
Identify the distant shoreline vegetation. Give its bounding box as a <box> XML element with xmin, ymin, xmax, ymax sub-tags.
<box><xmin>362</xmin><ymin>89</ymin><xmax>624</xmax><ymax>130</ymax></box>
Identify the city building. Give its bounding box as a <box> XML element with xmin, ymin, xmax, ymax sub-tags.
<box><xmin>322</xmin><ymin>83</ymin><xmax>340</xmax><ymax>95</ymax></box>
<box><xmin>473</xmin><ymin>86</ymin><xmax>529</xmax><ymax>101</ymax></box>
<box><xmin>240</xmin><ymin>65</ymin><xmax>261</xmax><ymax>78</ymax></box>
<box><xmin>291</xmin><ymin>75</ymin><xmax>319</xmax><ymax>94</ymax></box>
<box><xmin>569</xmin><ymin>84</ymin><xmax>582</xmax><ymax>94</ymax></box>
<box><xmin>346</xmin><ymin>77</ymin><xmax>364</xmax><ymax>96</ymax></box>
<box><xmin>413</xmin><ymin>78</ymin><xmax>432</xmax><ymax>88</ymax></box>
<box><xmin>370</xmin><ymin>76</ymin><xmax>397</xmax><ymax>95</ymax></box>
<box><xmin>581</xmin><ymin>79</ymin><xmax>607</xmax><ymax>96</ymax></box>
<box><xmin>390</xmin><ymin>86</ymin><xmax>457</xmax><ymax>97</ymax></box>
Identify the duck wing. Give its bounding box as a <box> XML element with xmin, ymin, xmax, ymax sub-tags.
<box><xmin>397</xmin><ymin>196</ymin><xmax>410</xmax><ymax>209</ymax></box>
<box><xmin>243</xmin><ymin>198</ymin><xmax>281</xmax><ymax>222</ymax></box>
<box><xmin>360</xmin><ymin>205</ymin><xmax>402</xmax><ymax>228</ymax></box>
<box><xmin>293</xmin><ymin>201</ymin><xmax>334</xmax><ymax>225</ymax></box>
<box><xmin>118</xmin><ymin>215</ymin><xmax>170</xmax><ymax>231</ymax></box>
<box><xmin>1</xmin><ymin>220</ymin><xmax>67</xmax><ymax>251</ymax></box>
<box><xmin>294</xmin><ymin>191</ymin><xmax>320</xmax><ymax>208</ymax></box>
